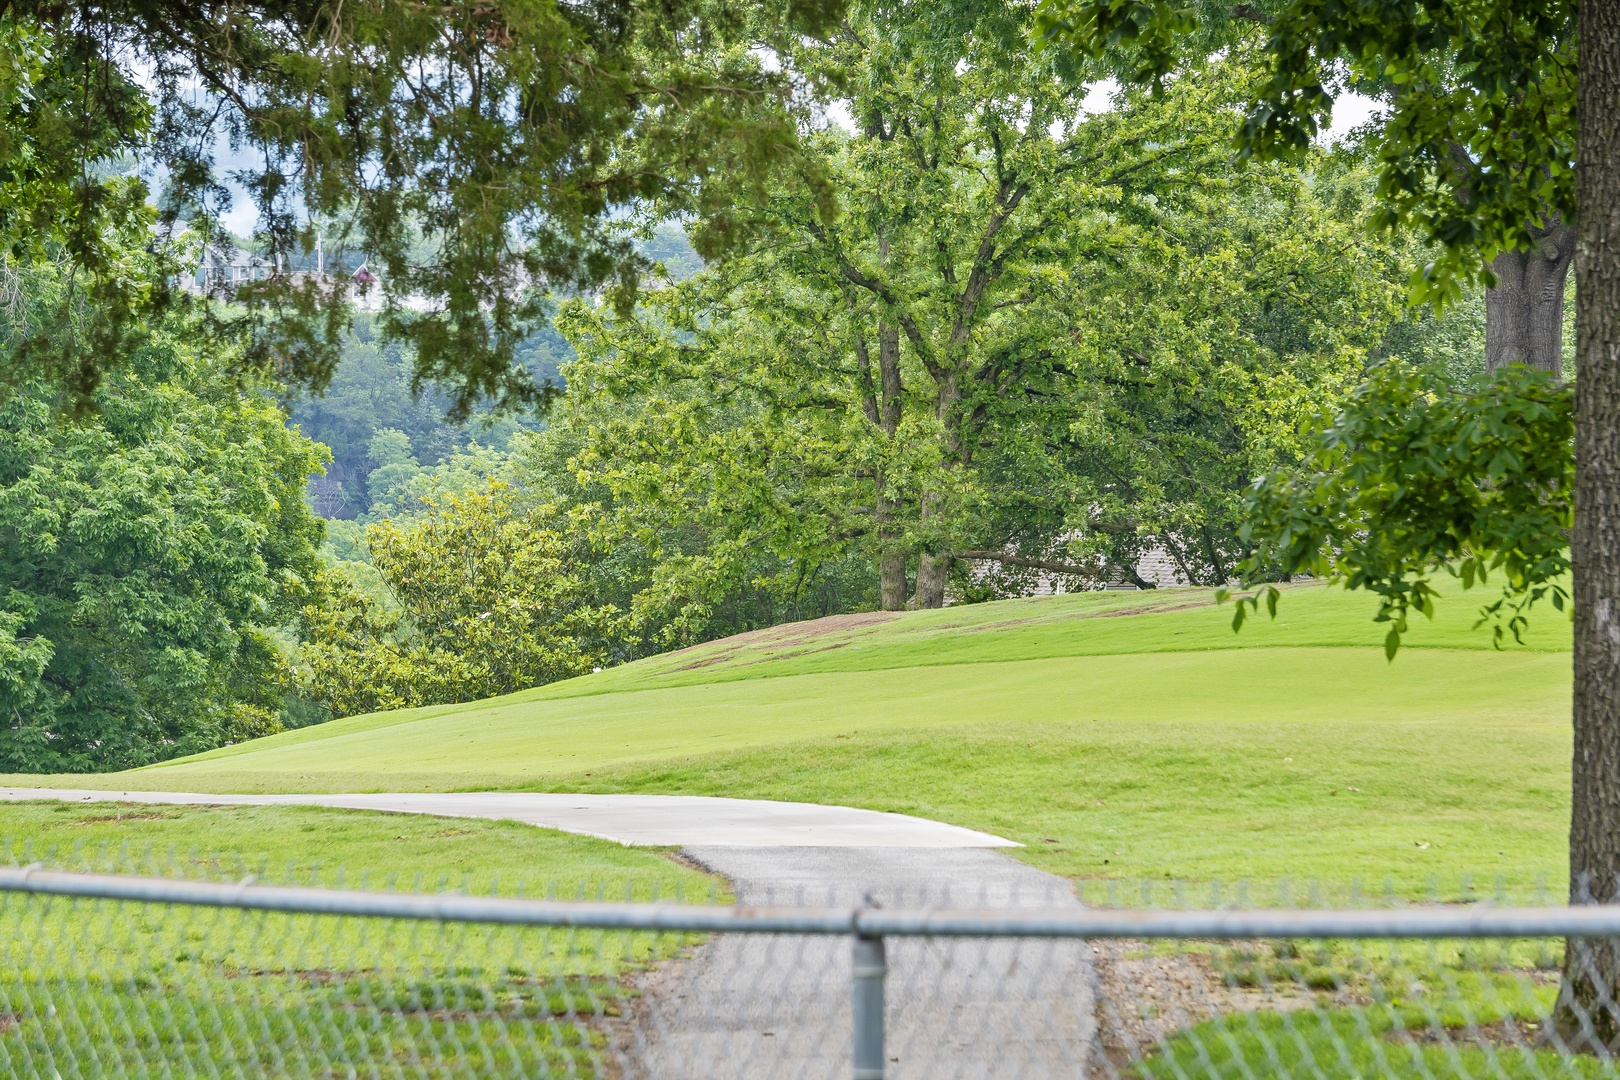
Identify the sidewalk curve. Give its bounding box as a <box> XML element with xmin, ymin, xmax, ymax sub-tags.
<box><xmin>0</xmin><ymin>788</ymin><xmax>1019</xmax><ymax>848</ymax></box>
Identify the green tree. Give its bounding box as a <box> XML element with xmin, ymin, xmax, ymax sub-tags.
<box><xmin>0</xmin><ymin>326</ymin><xmax>327</xmax><ymax>771</ymax></box>
<box><xmin>363</xmin><ymin>428</ymin><xmax>424</xmax><ymax>520</ymax></box>
<box><xmin>516</xmin><ymin>418</ymin><xmax>881</xmax><ymax>646</ymax></box>
<box><xmin>560</xmin><ymin>8</ymin><xmax>1413</xmax><ymax>609</ymax></box>
<box><xmin>295</xmin><ymin>484</ymin><xmax>626</xmax><ymax>717</ymax></box>
<box><xmin>1035</xmin><ymin>0</ymin><xmax>1620</xmax><ymax>1040</ymax></box>
<box><xmin>1</xmin><ymin>0</ymin><xmax>840</xmax><ymax>411</ymax></box>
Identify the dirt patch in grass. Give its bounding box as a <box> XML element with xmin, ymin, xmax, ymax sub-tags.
<box><xmin>665</xmin><ymin>611</ymin><xmax>902</xmax><ymax>670</ymax></box>
<box><xmin>1391</xmin><ymin>1016</ymin><xmax>1551</xmax><ymax>1051</ymax></box>
<box><xmin>1091</xmin><ymin>940</ymin><xmax>1315</xmax><ymax>1065</ymax></box>
<box><xmin>68</xmin><ymin>810</ymin><xmax>182</xmax><ymax>825</ymax></box>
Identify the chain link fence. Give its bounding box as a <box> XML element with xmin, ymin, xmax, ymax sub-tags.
<box><xmin>0</xmin><ymin>857</ymin><xmax>1616</xmax><ymax>1078</ymax></box>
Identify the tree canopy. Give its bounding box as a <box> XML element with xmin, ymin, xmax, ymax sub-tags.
<box><xmin>1034</xmin><ymin>0</ymin><xmax>1575</xmax><ymax>302</ymax></box>
<box><xmin>0</xmin><ymin>0</ymin><xmax>840</xmax><ymax>412</ymax></box>
<box><xmin>559</xmin><ymin>4</ymin><xmax>1426</xmax><ymax>610</ymax></box>
<box><xmin>0</xmin><ymin>315</ymin><xmax>326</xmax><ymax>770</ymax></box>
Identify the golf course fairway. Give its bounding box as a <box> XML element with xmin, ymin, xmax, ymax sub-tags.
<box><xmin>1</xmin><ymin>583</ymin><xmax>1574</xmax><ymax>891</ymax></box>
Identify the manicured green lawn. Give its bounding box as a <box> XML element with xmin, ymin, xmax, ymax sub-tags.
<box><xmin>0</xmin><ymin>802</ymin><xmax>712</xmax><ymax>896</ymax></box>
<box><xmin>0</xmin><ymin>583</ymin><xmax>1575</xmax><ymax>894</ymax></box>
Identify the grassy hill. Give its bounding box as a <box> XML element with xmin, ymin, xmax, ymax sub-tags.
<box><xmin>3</xmin><ymin>583</ymin><xmax>1573</xmax><ymax>891</ymax></box>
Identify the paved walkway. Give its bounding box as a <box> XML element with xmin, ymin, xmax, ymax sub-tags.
<box><xmin>621</xmin><ymin>847</ymin><xmax>1097</xmax><ymax>1079</ymax></box>
<box><xmin>0</xmin><ymin>788</ymin><xmax>1094</xmax><ymax>1076</ymax></box>
<box><xmin>0</xmin><ymin>788</ymin><xmax>1018</xmax><ymax>847</ymax></box>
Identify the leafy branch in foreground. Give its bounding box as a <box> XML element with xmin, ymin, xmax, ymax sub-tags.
<box><xmin>1221</xmin><ymin>362</ymin><xmax>1573</xmax><ymax>658</ymax></box>
<box><xmin>1033</xmin><ymin>0</ymin><xmax>1575</xmax><ymax>306</ymax></box>
<box><xmin>2</xmin><ymin>0</ymin><xmax>843</xmax><ymax>413</ymax></box>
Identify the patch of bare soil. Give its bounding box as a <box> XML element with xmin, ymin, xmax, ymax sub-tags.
<box><xmin>665</xmin><ymin>611</ymin><xmax>901</xmax><ymax>671</ymax></box>
<box><xmin>601</xmin><ymin>940</ymin><xmax>709</xmax><ymax>1080</ymax></box>
<box><xmin>69</xmin><ymin>810</ymin><xmax>180</xmax><ymax>825</ymax></box>
<box><xmin>1090</xmin><ymin>940</ymin><xmax>1315</xmax><ymax>1072</ymax></box>
<box><xmin>1392</xmin><ymin>1017</ymin><xmax>1550</xmax><ymax>1052</ymax></box>
<box><xmin>1086</xmin><ymin>596</ymin><xmax>1215</xmax><ymax>619</ymax></box>
<box><xmin>967</xmin><ymin>596</ymin><xmax>1216</xmax><ymax>635</ymax></box>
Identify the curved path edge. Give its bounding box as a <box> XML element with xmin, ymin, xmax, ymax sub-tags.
<box><xmin>0</xmin><ymin>788</ymin><xmax>1020</xmax><ymax>849</ymax></box>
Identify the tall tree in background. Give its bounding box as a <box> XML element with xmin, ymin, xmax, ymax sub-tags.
<box><xmin>1036</xmin><ymin>0</ymin><xmax>1619</xmax><ymax>1043</ymax></box>
<box><xmin>0</xmin><ymin>0</ymin><xmax>840</xmax><ymax>412</ymax></box>
<box><xmin>561</xmin><ymin>3</ymin><xmax>1414</xmax><ymax>610</ymax></box>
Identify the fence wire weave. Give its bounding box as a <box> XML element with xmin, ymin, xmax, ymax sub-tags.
<box><xmin>0</xmin><ymin>857</ymin><xmax>1618</xmax><ymax>1078</ymax></box>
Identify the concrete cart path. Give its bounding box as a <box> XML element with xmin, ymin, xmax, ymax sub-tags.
<box><xmin>621</xmin><ymin>846</ymin><xmax>1098</xmax><ymax>1079</ymax></box>
<box><xmin>0</xmin><ymin>788</ymin><xmax>1094</xmax><ymax>1074</ymax></box>
<box><xmin>0</xmin><ymin>788</ymin><xmax>1019</xmax><ymax>848</ymax></box>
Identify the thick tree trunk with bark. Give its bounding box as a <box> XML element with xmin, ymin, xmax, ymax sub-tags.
<box><xmin>1487</xmin><ymin>222</ymin><xmax>1576</xmax><ymax>374</ymax></box>
<box><xmin>913</xmin><ymin>552</ymin><xmax>949</xmax><ymax>608</ymax></box>
<box><xmin>876</xmin><ymin>321</ymin><xmax>906</xmax><ymax>609</ymax></box>
<box><xmin>879</xmin><ymin>548</ymin><xmax>908</xmax><ymax>611</ymax></box>
<box><xmin>858</xmin><ymin>310</ymin><xmax>908</xmax><ymax>610</ymax></box>
<box><xmin>1561</xmin><ymin>0</ymin><xmax>1620</xmax><ymax>1048</ymax></box>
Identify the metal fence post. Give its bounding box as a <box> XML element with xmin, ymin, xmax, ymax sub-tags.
<box><xmin>852</xmin><ymin>931</ymin><xmax>886</xmax><ymax>1080</ymax></box>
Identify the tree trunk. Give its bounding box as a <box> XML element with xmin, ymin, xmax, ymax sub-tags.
<box><xmin>1487</xmin><ymin>222</ymin><xmax>1576</xmax><ymax>374</ymax></box>
<box><xmin>1560</xmin><ymin>0</ymin><xmax>1620</xmax><ymax>1049</ymax></box>
<box><xmin>911</xmin><ymin>482</ymin><xmax>950</xmax><ymax>609</ymax></box>
<box><xmin>879</xmin><ymin>548</ymin><xmax>908</xmax><ymax>611</ymax></box>
<box><xmin>912</xmin><ymin>552</ymin><xmax>949</xmax><ymax>608</ymax></box>
<box><xmin>874</xmin><ymin>321</ymin><xmax>906</xmax><ymax>610</ymax></box>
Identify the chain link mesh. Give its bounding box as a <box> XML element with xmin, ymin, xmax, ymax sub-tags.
<box><xmin>2</xmin><ymin>849</ymin><xmax>1618</xmax><ymax>1078</ymax></box>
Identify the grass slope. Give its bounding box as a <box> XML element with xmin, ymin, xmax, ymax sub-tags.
<box><xmin>2</xmin><ymin>583</ymin><xmax>1574</xmax><ymax>891</ymax></box>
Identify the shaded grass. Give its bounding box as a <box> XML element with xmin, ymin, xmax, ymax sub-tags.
<box><xmin>0</xmin><ymin>803</ymin><xmax>718</xmax><ymax>1078</ymax></box>
<box><xmin>1137</xmin><ymin>939</ymin><xmax>1597</xmax><ymax>1080</ymax></box>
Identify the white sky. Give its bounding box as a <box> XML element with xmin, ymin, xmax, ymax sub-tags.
<box><xmin>821</xmin><ymin>79</ymin><xmax>1381</xmax><ymax>141</ymax></box>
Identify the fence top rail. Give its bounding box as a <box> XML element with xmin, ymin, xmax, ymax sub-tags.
<box><xmin>0</xmin><ymin>866</ymin><xmax>1611</xmax><ymax>939</ymax></box>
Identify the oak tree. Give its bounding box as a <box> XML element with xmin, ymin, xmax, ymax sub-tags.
<box><xmin>561</xmin><ymin>4</ymin><xmax>1414</xmax><ymax>609</ymax></box>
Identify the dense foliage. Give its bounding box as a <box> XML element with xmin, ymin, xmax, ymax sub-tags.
<box><xmin>558</xmin><ymin>5</ymin><xmax>1420</xmax><ymax>611</ymax></box>
<box><xmin>288</xmin><ymin>227</ymin><xmax>701</xmax><ymax>521</ymax></box>
<box><xmin>1035</xmin><ymin>0</ymin><xmax>1583</xmax><ymax>639</ymax></box>
<box><xmin>0</xmin><ymin>330</ymin><xmax>326</xmax><ymax>770</ymax></box>
<box><xmin>1225</xmin><ymin>363</ymin><xmax>1574</xmax><ymax>656</ymax></box>
<box><xmin>1034</xmin><ymin>0</ymin><xmax>1575</xmax><ymax>302</ymax></box>
<box><xmin>1</xmin><ymin>0</ymin><xmax>839</xmax><ymax>411</ymax></box>
<box><xmin>295</xmin><ymin>485</ymin><xmax>626</xmax><ymax>718</ymax></box>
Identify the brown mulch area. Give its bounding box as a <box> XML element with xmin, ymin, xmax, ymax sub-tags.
<box><xmin>1391</xmin><ymin>1017</ymin><xmax>1550</xmax><ymax>1051</ymax></box>
<box><xmin>1089</xmin><ymin>940</ymin><xmax>1315</xmax><ymax>1071</ymax></box>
